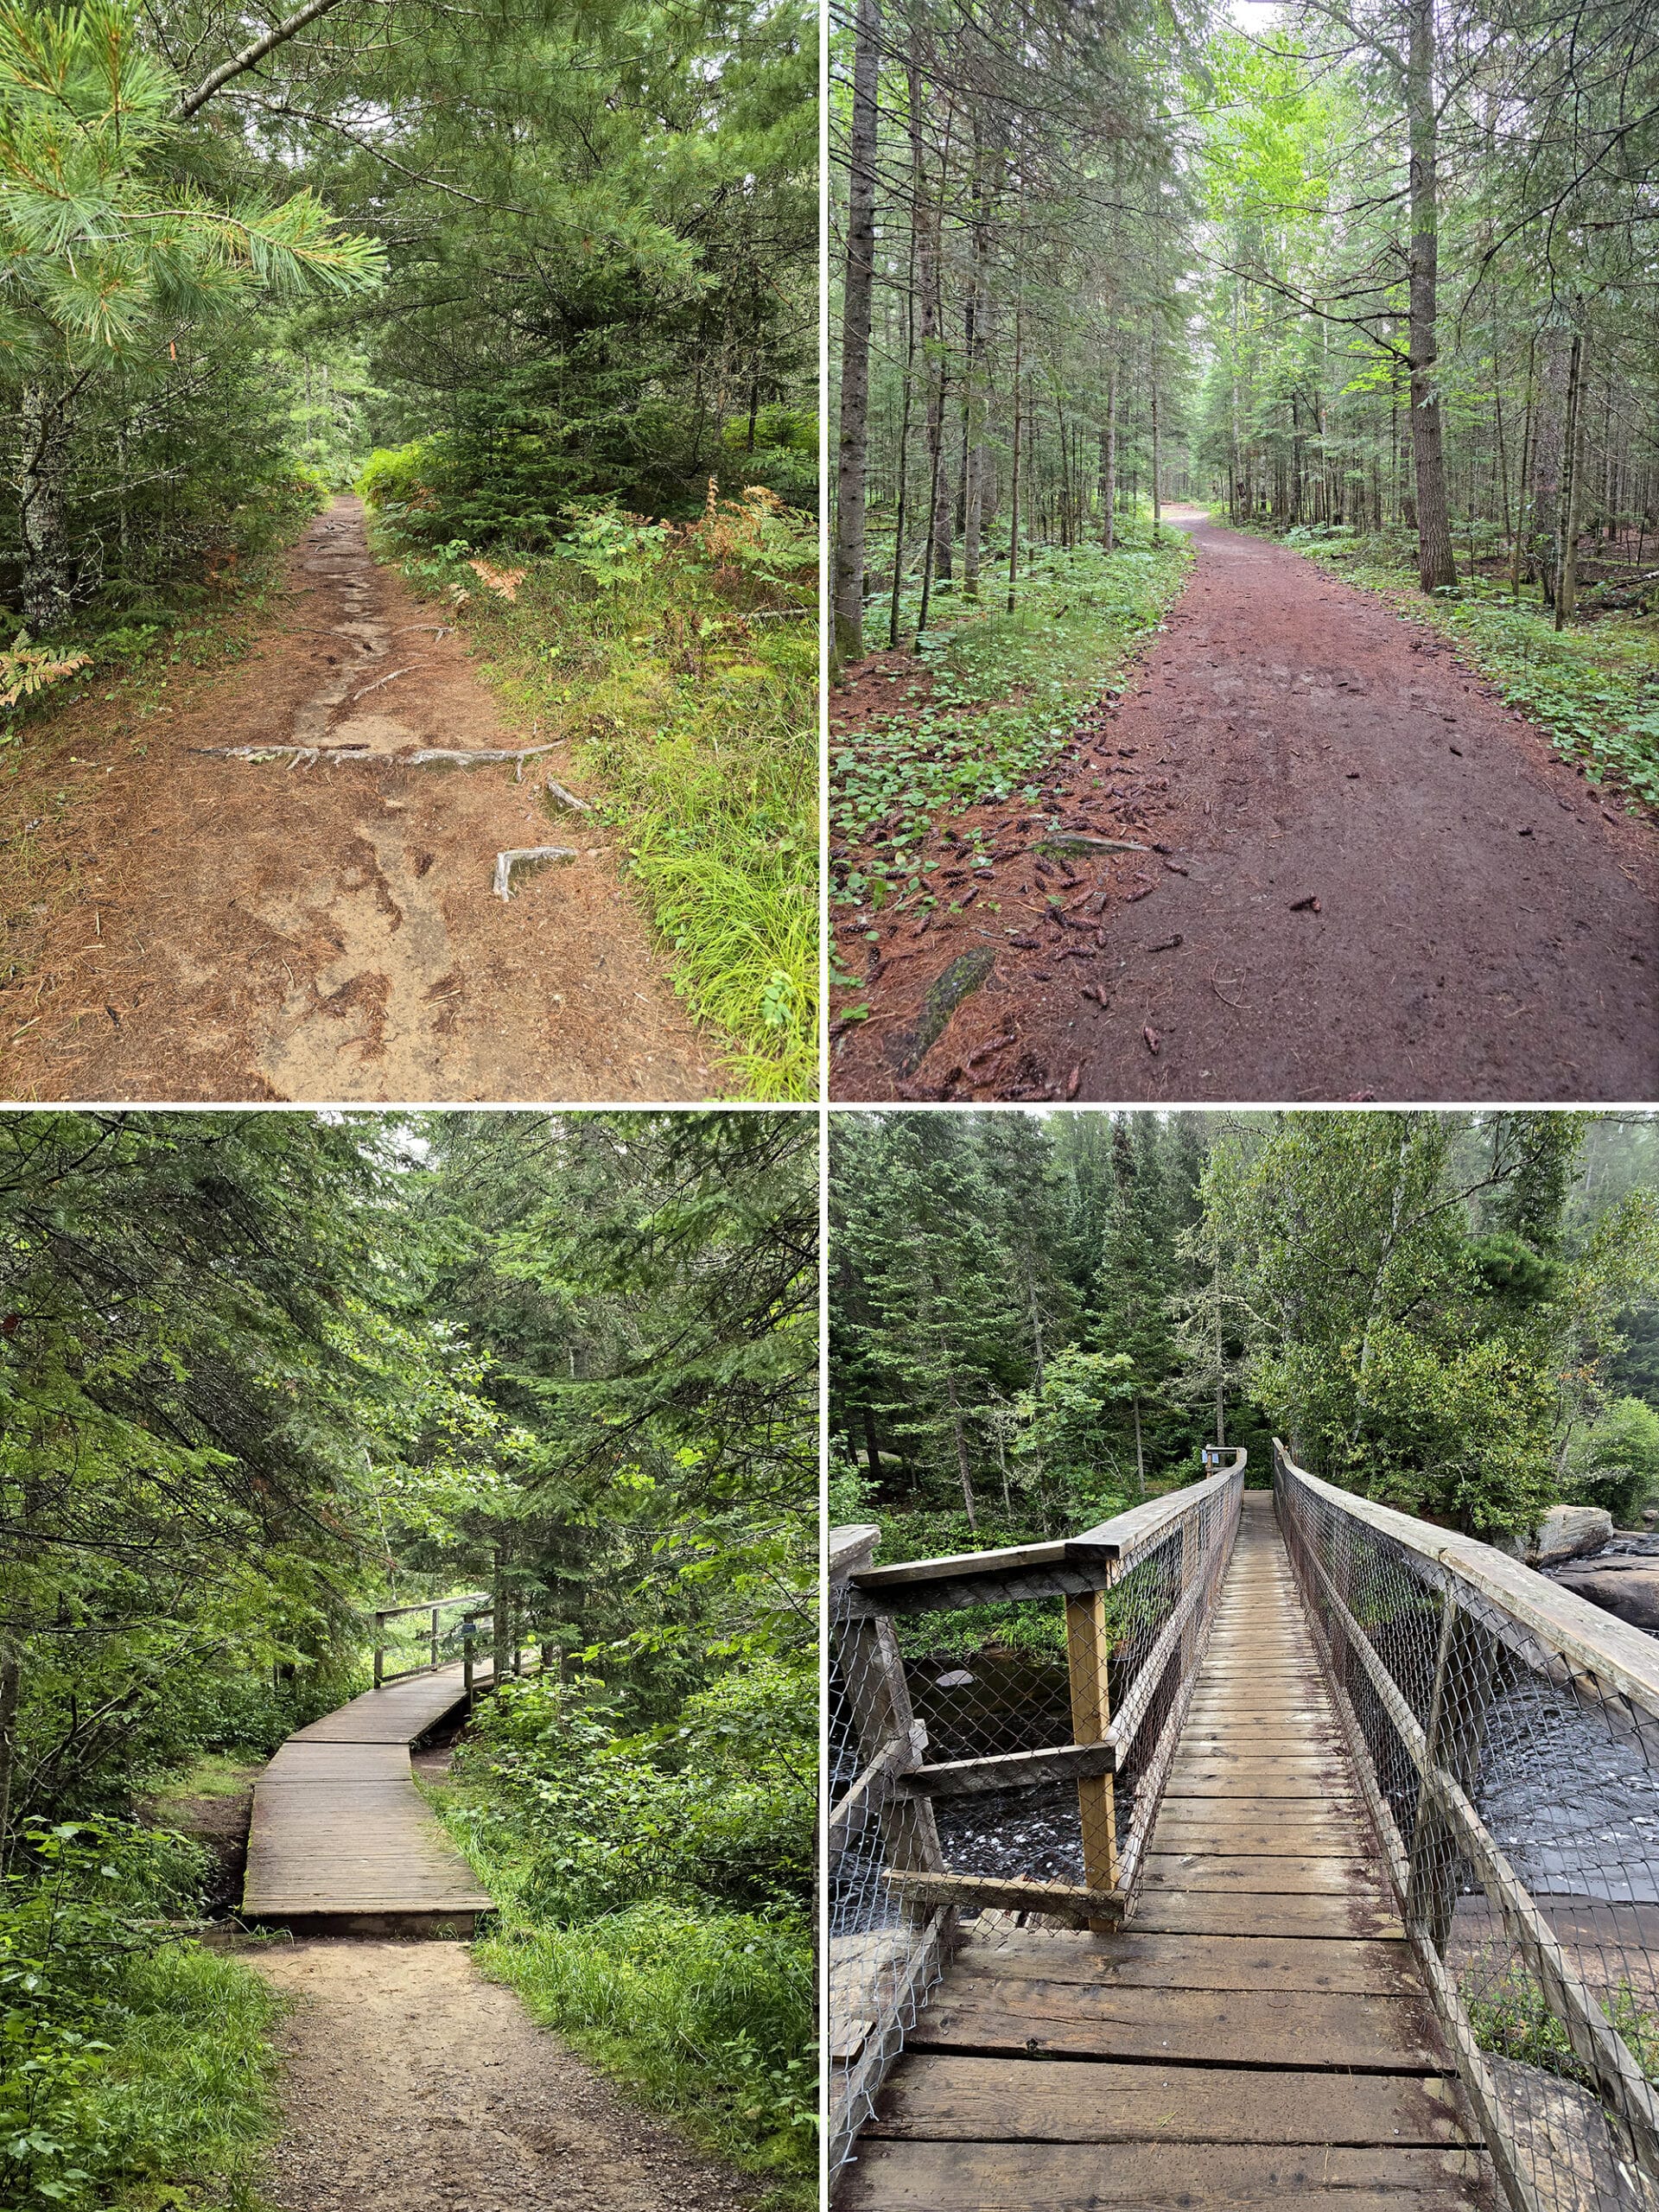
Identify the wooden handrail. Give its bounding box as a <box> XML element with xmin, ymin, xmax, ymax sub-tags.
<box><xmin>1273</xmin><ymin>1443</ymin><xmax>1659</xmax><ymax>1719</ymax></box>
<box><xmin>842</xmin><ymin>1451</ymin><xmax>1249</xmax><ymax>1618</ymax></box>
<box><xmin>1274</xmin><ymin>1441</ymin><xmax>1659</xmax><ymax>2198</ymax></box>
<box><xmin>1072</xmin><ymin>1447</ymin><xmax>1248</xmax><ymax>1563</ymax></box>
<box><xmin>372</xmin><ymin>1592</ymin><xmax>488</xmax><ymax>1623</ymax></box>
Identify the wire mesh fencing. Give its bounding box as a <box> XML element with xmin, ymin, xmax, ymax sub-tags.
<box><xmin>1275</xmin><ymin>1442</ymin><xmax>1659</xmax><ymax>2212</ymax></box>
<box><xmin>826</xmin><ymin>1450</ymin><xmax>1245</xmax><ymax>2184</ymax></box>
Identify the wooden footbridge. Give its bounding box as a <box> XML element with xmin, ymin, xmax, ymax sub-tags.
<box><xmin>829</xmin><ymin>1450</ymin><xmax>1659</xmax><ymax>2212</ymax></box>
<box><xmin>242</xmin><ymin>1593</ymin><xmax>546</xmax><ymax>1935</ymax></box>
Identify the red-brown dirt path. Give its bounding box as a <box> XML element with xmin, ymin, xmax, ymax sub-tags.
<box><xmin>830</xmin><ymin>508</ymin><xmax>1658</xmax><ymax>1103</ymax></box>
<box><xmin>0</xmin><ymin>499</ymin><xmax>715</xmax><ymax>1103</ymax></box>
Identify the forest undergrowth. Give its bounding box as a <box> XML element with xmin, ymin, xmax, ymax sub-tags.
<box><xmin>1217</xmin><ymin>515</ymin><xmax>1659</xmax><ymax>811</ymax></box>
<box><xmin>1</xmin><ymin>1821</ymin><xmax>286</xmax><ymax>2212</ymax></box>
<box><xmin>430</xmin><ymin>1661</ymin><xmax>816</xmax><ymax>2208</ymax></box>
<box><xmin>830</xmin><ymin>524</ymin><xmax>1192</xmax><ymax>928</ymax></box>
<box><xmin>365</xmin><ymin>467</ymin><xmax>818</xmax><ymax>1098</ymax></box>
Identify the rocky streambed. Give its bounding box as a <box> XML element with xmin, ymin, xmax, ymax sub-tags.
<box><xmin>1541</xmin><ymin>1529</ymin><xmax>1659</xmax><ymax>1632</ymax></box>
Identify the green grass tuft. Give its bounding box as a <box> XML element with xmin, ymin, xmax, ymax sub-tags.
<box><xmin>831</xmin><ymin>524</ymin><xmax>1195</xmax><ymax>919</ymax></box>
<box><xmin>435</xmin><ymin>1810</ymin><xmax>814</xmax><ymax>2209</ymax></box>
<box><xmin>376</xmin><ymin>533</ymin><xmax>817</xmax><ymax>1100</ymax></box>
<box><xmin>86</xmin><ymin>1943</ymin><xmax>284</xmax><ymax>2211</ymax></box>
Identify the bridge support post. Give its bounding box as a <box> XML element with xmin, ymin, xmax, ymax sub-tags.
<box><xmin>1065</xmin><ymin>1580</ymin><xmax>1120</xmax><ymax>1925</ymax></box>
<box><xmin>372</xmin><ymin>1611</ymin><xmax>385</xmax><ymax>1689</ymax></box>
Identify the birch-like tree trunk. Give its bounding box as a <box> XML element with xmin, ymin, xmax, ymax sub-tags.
<box><xmin>830</xmin><ymin>0</ymin><xmax>882</xmax><ymax>671</ymax></box>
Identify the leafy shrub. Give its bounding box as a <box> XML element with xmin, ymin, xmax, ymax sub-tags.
<box><xmin>682</xmin><ymin>485</ymin><xmax>816</xmax><ymax>595</ymax></box>
<box><xmin>0</xmin><ymin>1819</ymin><xmax>277</xmax><ymax>2210</ymax></box>
<box><xmin>1567</xmin><ymin>1395</ymin><xmax>1659</xmax><ymax>1525</ymax></box>
<box><xmin>435</xmin><ymin>1661</ymin><xmax>815</xmax><ymax>2198</ymax></box>
<box><xmin>453</xmin><ymin>1663</ymin><xmax>813</xmax><ymax>1917</ymax></box>
<box><xmin>562</xmin><ymin>501</ymin><xmax>673</xmax><ymax>591</ymax></box>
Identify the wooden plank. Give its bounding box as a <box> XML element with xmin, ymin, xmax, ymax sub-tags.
<box><xmin>902</xmin><ymin>1741</ymin><xmax>1114</xmax><ymax>1799</ymax></box>
<box><xmin>1130</xmin><ymin>1890</ymin><xmax>1406</xmax><ymax>1938</ymax></box>
<box><xmin>1151</xmin><ymin>1820</ymin><xmax>1374</xmax><ymax>1857</ymax></box>
<box><xmin>841</xmin><ymin>2141</ymin><xmax>1499</xmax><ymax>2210</ymax></box>
<box><xmin>1141</xmin><ymin>1853</ymin><xmax>1388</xmax><ymax>1897</ymax></box>
<box><xmin>950</xmin><ymin>1927</ymin><xmax>1421</xmax><ymax>1995</ymax></box>
<box><xmin>830</xmin><ymin>1522</ymin><xmax>881</xmax><ymax>1581</ymax></box>
<box><xmin>863</xmin><ymin>2054</ymin><xmax>1478</xmax><ymax>2145</ymax></box>
<box><xmin>881</xmin><ymin>1870</ymin><xmax>1122</xmax><ymax>1925</ymax></box>
<box><xmin>1168</xmin><ymin>1752</ymin><xmax>1351</xmax><ymax>1775</ymax></box>
<box><xmin>1065</xmin><ymin>1581</ymin><xmax>1118</xmax><ymax>1907</ymax></box>
<box><xmin>1164</xmin><ymin>1771</ymin><xmax>1359</xmax><ymax>1802</ymax></box>
<box><xmin>910</xmin><ymin>1972</ymin><xmax>1446</xmax><ymax>2070</ymax></box>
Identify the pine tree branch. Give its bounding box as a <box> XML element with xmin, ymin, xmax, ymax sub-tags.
<box><xmin>173</xmin><ymin>0</ymin><xmax>369</xmax><ymax>120</ymax></box>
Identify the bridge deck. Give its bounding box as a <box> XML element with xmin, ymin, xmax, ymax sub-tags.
<box><xmin>242</xmin><ymin>1660</ymin><xmax>492</xmax><ymax>1929</ymax></box>
<box><xmin>846</xmin><ymin>1492</ymin><xmax>1501</xmax><ymax>2209</ymax></box>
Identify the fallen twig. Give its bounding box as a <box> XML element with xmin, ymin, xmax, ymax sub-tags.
<box><xmin>493</xmin><ymin>846</ymin><xmax>578</xmax><ymax>900</ymax></box>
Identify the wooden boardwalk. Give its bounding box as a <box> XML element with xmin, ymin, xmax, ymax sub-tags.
<box><xmin>242</xmin><ymin>1661</ymin><xmax>492</xmax><ymax>1932</ymax></box>
<box><xmin>844</xmin><ymin>1493</ymin><xmax>1501</xmax><ymax>2209</ymax></box>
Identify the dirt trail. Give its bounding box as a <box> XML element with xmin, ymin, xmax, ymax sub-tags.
<box><xmin>831</xmin><ymin>507</ymin><xmax>1659</xmax><ymax>1102</ymax></box>
<box><xmin>0</xmin><ymin>499</ymin><xmax>713</xmax><ymax>1101</ymax></box>
<box><xmin>249</xmin><ymin>1940</ymin><xmax>754</xmax><ymax>2212</ymax></box>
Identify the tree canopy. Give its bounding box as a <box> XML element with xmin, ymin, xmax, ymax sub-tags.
<box><xmin>830</xmin><ymin>1108</ymin><xmax>1659</xmax><ymax>1544</ymax></box>
<box><xmin>3</xmin><ymin>0</ymin><xmax>815</xmax><ymax>634</ymax></box>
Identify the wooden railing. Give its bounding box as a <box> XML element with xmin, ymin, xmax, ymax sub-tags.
<box><xmin>371</xmin><ymin>1593</ymin><xmax>556</xmax><ymax>1694</ymax></box>
<box><xmin>828</xmin><ymin>1447</ymin><xmax>1246</xmax><ymax>2180</ymax></box>
<box><xmin>1275</xmin><ymin>1443</ymin><xmax>1659</xmax><ymax>2212</ymax></box>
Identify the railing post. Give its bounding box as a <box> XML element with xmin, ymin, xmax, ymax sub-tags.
<box><xmin>1405</xmin><ymin>1589</ymin><xmax>1496</xmax><ymax>1957</ymax></box>
<box><xmin>831</xmin><ymin>1528</ymin><xmax>947</xmax><ymax>1895</ymax></box>
<box><xmin>1065</xmin><ymin>1571</ymin><xmax>1121</xmax><ymax>1920</ymax></box>
<box><xmin>463</xmin><ymin>1617</ymin><xmax>475</xmax><ymax>1697</ymax></box>
<box><xmin>372</xmin><ymin>1611</ymin><xmax>385</xmax><ymax>1688</ymax></box>
<box><xmin>429</xmin><ymin>1604</ymin><xmax>440</xmax><ymax>1674</ymax></box>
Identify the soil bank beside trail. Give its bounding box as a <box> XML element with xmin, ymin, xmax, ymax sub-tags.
<box><xmin>249</xmin><ymin>1940</ymin><xmax>755</xmax><ymax>2212</ymax></box>
<box><xmin>0</xmin><ymin>499</ymin><xmax>714</xmax><ymax>1103</ymax></box>
<box><xmin>831</xmin><ymin>508</ymin><xmax>1659</xmax><ymax>1103</ymax></box>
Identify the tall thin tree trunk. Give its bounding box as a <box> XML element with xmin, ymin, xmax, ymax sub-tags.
<box><xmin>962</xmin><ymin>154</ymin><xmax>992</xmax><ymax>598</ymax></box>
<box><xmin>888</xmin><ymin>232</ymin><xmax>918</xmax><ymax>649</ymax></box>
<box><xmin>1555</xmin><ymin>327</ymin><xmax>1586</xmax><ymax>632</ymax></box>
<box><xmin>1099</xmin><ymin>351</ymin><xmax>1117</xmax><ymax>552</ymax></box>
<box><xmin>1150</xmin><ymin>367</ymin><xmax>1162</xmax><ymax>543</ymax></box>
<box><xmin>1405</xmin><ymin>0</ymin><xmax>1456</xmax><ymax>592</ymax></box>
<box><xmin>1007</xmin><ymin>313</ymin><xmax>1025</xmax><ymax>610</ymax></box>
<box><xmin>830</xmin><ymin>0</ymin><xmax>882</xmax><ymax>671</ymax></box>
<box><xmin>19</xmin><ymin>383</ymin><xmax>75</xmax><ymax>632</ymax></box>
<box><xmin>946</xmin><ymin>1370</ymin><xmax>976</xmax><ymax>1529</ymax></box>
<box><xmin>1132</xmin><ymin>1399</ymin><xmax>1145</xmax><ymax>1499</ymax></box>
<box><xmin>0</xmin><ymin>1638</ymin><xmax>19</xmax><ymax>1876</ymax></box>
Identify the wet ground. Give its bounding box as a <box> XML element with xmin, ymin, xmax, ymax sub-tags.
<box><xmin>830</xmin><ymin>507</ymin><xmax>1659</xmax><ymax>1102</ymax></box>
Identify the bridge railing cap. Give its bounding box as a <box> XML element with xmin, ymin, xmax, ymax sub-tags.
<box><xmin>828</xmin><ymin>1523</ymin><xmax>882</xmax><ymax>1584</ymax></box>
<box><xmin>1073</xmin><ymin>1452</ymin><xmax>1246</xmax><ymax>1561</ymax></box>
<box><xmin>1274</xmin><ymin>1440</ymin><xmax>1659</xmax><ymax>1719</ymax></box>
